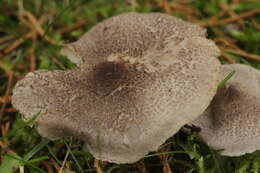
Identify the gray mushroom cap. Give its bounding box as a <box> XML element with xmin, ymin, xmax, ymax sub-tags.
<box><xmin>61</xmin><ymin>12</ymin><xmax>207</xmax><ymax>66</ymax></box>
<box><xmin>12</xmin><ymin>12</ymin><xmax>221</xmax><ymax>163</ymax></box>
<box><xmin>192</xmin><ymin>64</ymin><xmax>260</xmax><ymax>156</ymax></box>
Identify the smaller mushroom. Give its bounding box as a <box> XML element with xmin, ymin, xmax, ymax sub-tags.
<box><xmin>192</xmin><ymin>64</ymin><xmax>260</xmax><ymax>156</ymax></box>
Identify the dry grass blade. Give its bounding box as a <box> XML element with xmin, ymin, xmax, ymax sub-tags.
<box><xmin>159</xmin><ymin>146</ymin><xmax>172</xmax><ymax>173</ymax></box>
<box><xmin>0</xmin><ymin>71</ymin><xmax>14</xmax><ymax>123</ymax></box>
<box><xmin>0</xmin><ymin>96</ymin><xmax>11</xmax><ymax>104</ymax></box>
<box><xmin>199</xmin><ymin>10</ymin><xmax>226</xmax><ymax>27</ymax></box>
<box><xmin>161</xmin><ymin>0</ymin><xmax>172</xmax><ymax>14</ymax></box>
<box><xmin>1</xmin><ymin>121</ymin><xmax>10</xmax><ymax>136</ymax></box>
<box><xmin>170</xmin><ymin>1</ymin><xmax>198</xmax><ymax>15</ymax></box>
<box><xmin>51</xmin><ymin>159</ymin><xmax>64</xmax><ymax>173</ymax></box>
<box><xmin>221</xmin><ymin>52</ymin><xmax>236</xmax><ymax>64</ymax></box>
<box><xmin>251</xmin><ymin>19</ymin><xmax>260</xmax><ymax>30</ymax></box>
<box><xmin>21</xmin><ymin>11</ymin><xmax>56</xmax><ymax>45</ymax></box>
<box><xmin>219</xmin><ymin>2</ymin><xmax>244</xmax><ymax>26</ymax></box>
<box><xmin>94</xmin><ymin>159</ymin><xmax>104</xmax><ymax>173</ymax></box>
<box><xmin>41</xmin><ymin>161</ymin><xmax>54</xmax><ymax>173</ymax></box>
<box><xmin>135</xmin><ymin>160</ymin><xmax>148</xmax><ymax>173</ymax></box>
<box><xmin>57</xmin><ymin>20</ymin><xmax>89</xmax><ymax>34</ymax></box>
<box><xmin>0</xmin><ymin>35</ymin><xmax>16</xmax><ymax>45</ymax></box>
<box><xmin>220</xmin><ymin>9</ymin><xmax>259</xmax><ymax>25</ymax></box>
<box><xmin>200</xmin><ymin>9</ymin><xmax>259</xmax><ymax>27</ymax></box>
<box><xmin>0</xmin><ymin>122</ymin><xmax>11</xmax><ymax>148</ymax></box>
<box><xmin>215</xmin><ymin>38</ymin><xmax>238</xmax><ymax>49</ymax></box>
<box><xmin>28</xmin><ymin>47</ymin><xmax>36</xmax><ymax>72</ymax></box>
<box><xmin>0</xmin><ymin>15</ymin><xmax>48</xmax><ymax>57</ymax></box>
<box><xmin>222</xmin><ymin>48</ymin><xmax>260</xmax><ymax>61</ymax></box>
<box><xmin>3</xmin><ymin>108</ymin><xmax>17</xmax><ymax>113</ymax></box>
<box><xmin>59</xmin><ymin>145</ymin><xmax>70</xmax><ymax>173</ymax></box>
<box><xmin>232</xmin><ymin>0</ymin><xmax>240</xmax><ymax>3</ymax></box>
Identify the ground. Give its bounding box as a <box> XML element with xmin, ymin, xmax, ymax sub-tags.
<box><xmin>0</xmin><ymin>0</ymin><xmax>260</xmax><ymax>173</ymax></box>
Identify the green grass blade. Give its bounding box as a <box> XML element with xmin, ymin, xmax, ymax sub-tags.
<box><xmin>144</xmin><ymin>151</ymin><xmax>187</xmax><ymax>158</ymax></box>
<box><xmin>23</xmin><ymin>138</ymin><xmax>50</xmax><ymax>161</ymax></box>
<box><xmin>218</xmin><ymin>71</ymin><xmax>236</xmax><ymax>89</ymax></box>
<box><xmin>0</xmin><ymin>112</ymin><xmax>41</xmax><ymax>140</ymax></box>
<box><xmin>0</xmin><ymin>153</ymin><xmax>22</xmax><ymax>173</ymax></box>
<box><xmin>63</xmin><ymin>139</ymin><xmax>84</xmax><ymax>173</ymax></box>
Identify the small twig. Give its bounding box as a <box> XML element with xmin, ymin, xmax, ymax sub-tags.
<box><xmin>157</xmin><ymin>0</ymin><xmax>198</xmax><ymax>16</ymax></box>
<box><xmin>214</xmin><ymin>37</ymin><xmax>237</xmax><ymax>49</ymax></box>
<box><xmin>2</xmin><ymin>35</ymin><xmax>31</xmax><ymax>55</ymax></box>
<box><xmin>200</xmin><ymin>9</ymin><xmax>259</xmax><ymax>27</ymax></box>
<box><xmin>219</xmin><ymin>2</ymin><xmax>244</xmax><ymax>26</ymax></box>
<box><xmin>221</xmin><ymin>47</ymin><xmax>260</xmax><ymax>61</ymax></box>
<box><xmin>0</xmin><ymin>35</ymin><xmax>16</xmax><ymax>45</ymax></box>
<box><xmin>0</xmin><ymin>96</ymin><xmax>11</xmax><ymax>104</ymax></box>
<box><xmin>51</xmin><ymin>159</ymin><xmax>64</xmax><ymax>173</ymax></box>
<box><xmin>94</xmin><ymin>159</ymin><xmax>104</xmax><ymax>173</ymax></box>
<box><xmin>220</xmin><ymin>9</ymin><xmax>259</xmax><ymax>25</ymax></box>
<box><xmin>199</xmin><ymin>10</ymin><xmax>226</xmax><ymax>27</ymax></box>
<box><xmin>0</xmin><ymin>16</ymin><xmax>48</xmax><ymax>57</ymax></box>
<box><xmin>52</xmin><ymin>57</ymin><xmax>66</xmax><ymax>70</ymax></box>
<box><xmin>170</xmin><ymin>2</ymin><xmax>198</xmax><ymax>15</ymax></box>
<box><xmin>65</xmin><ymin>162</ymin><xmax>73</xmax><ymax>172</ymax></box>
<box><xmin>19</xmin><ymin>13</ymin><xmax>34</xmax><ymax>29</ymax></box>
<box><xmin>1</xmin><ymin>121</ymin><xmax>10</xmax><ymax>136</ymax></box>
<box><xmin>59</xmin><ymin>140</ymin><xmax>71</xmax><ymax>173</ymax></box>
<box><xmin>41</xmin><ymin>161</ymin><xmax>54</xmax><ymax>173</ymax></box>
<box><xmin>3</xmin><ymin>108</ymin><xmax>17</xmax><ymax>113</ymax></box>
<box><xmin>251</xmin><ymin>19</ymin><xmax>260</xmax><ymax>30</ymax></box>
<box><xmin>19</xmin><ymin>166</ymin><xmax>25</xmax><ymax>173</ymax></box>
<box><xmin>0</xmin><ymin>71</ymin><xmax>14</xmax><ymax>123</ymax></box>
<box><xmin>57</xmin><ymin>20</ymin><xmax>89</xmax><ymax>34</ymax></box>
<box><xmin>232</xmin><ymin>0</ymin><xmax>240</xmax><ymax>3</ymax></box>
<box><xmin>21</xmin><ymin>11</ymin><xmax>56</xmax><ymax>45</ymax></box>
<box><xmin>159</xmin><ymin>146</ymin><xmax>173</xmax><ymax>173</ymax></box>
<box><xmin>28</xmin><ymin>47</ymin><xmax>36</xmax><ymax>72</ymax></box>
<box><xmin>135</xmin><ymin>160</ymin><xmax>148</xmax><ymax>173</ymax></box>
<box><xmin>161</xmin><ymin>0</ymin><xmax>172</xmax><ymax>14</ymax></box>
<box><xmin>63</xmin><ymin>138</ymin><xmax>84</xmax><ymax>173</ymax></box>
<box><xmin>221</xmin><ymin>52</ymin><xmax>236</xmax><ymax>64</ymax></box>
<box><xmin>28</xmin><ymin>20</ymin><xmax>38</xmax><ymax>72</ymax></box>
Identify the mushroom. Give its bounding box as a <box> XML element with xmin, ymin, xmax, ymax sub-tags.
<box><xmin>192</xmin><ymin>64</ymin><xmax>260</xmax><ymax>156</ymax></box>
<box><xmin>12</xmin><ymin>12</ymin><xmax>221</xmax><ymax>163</ymax></box>
<box><xmin>61</xmin><ymin>12</ymin><xmax>209</xmax><ymax>67</ymax></box>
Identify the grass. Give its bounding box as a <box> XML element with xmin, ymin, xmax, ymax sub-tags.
<box><xmin>0</xmin><ymin>0</ymin><xmax>260</xmax><ymax>172</ymax></box>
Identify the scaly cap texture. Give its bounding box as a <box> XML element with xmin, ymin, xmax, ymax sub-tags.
<box><xmin>12</xmin><ymin>12</ymin><xmax>221</xmax><ymax>163</ymax></box>
<box><xmin>193</xmin><ymin>64</ymin><xmax>260</xmax><ymax>156</ymax></box>
<box><xmin>62</xmin><ymin>12</ymin><xmax>207</xmax><ymax>66</ymax></box>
